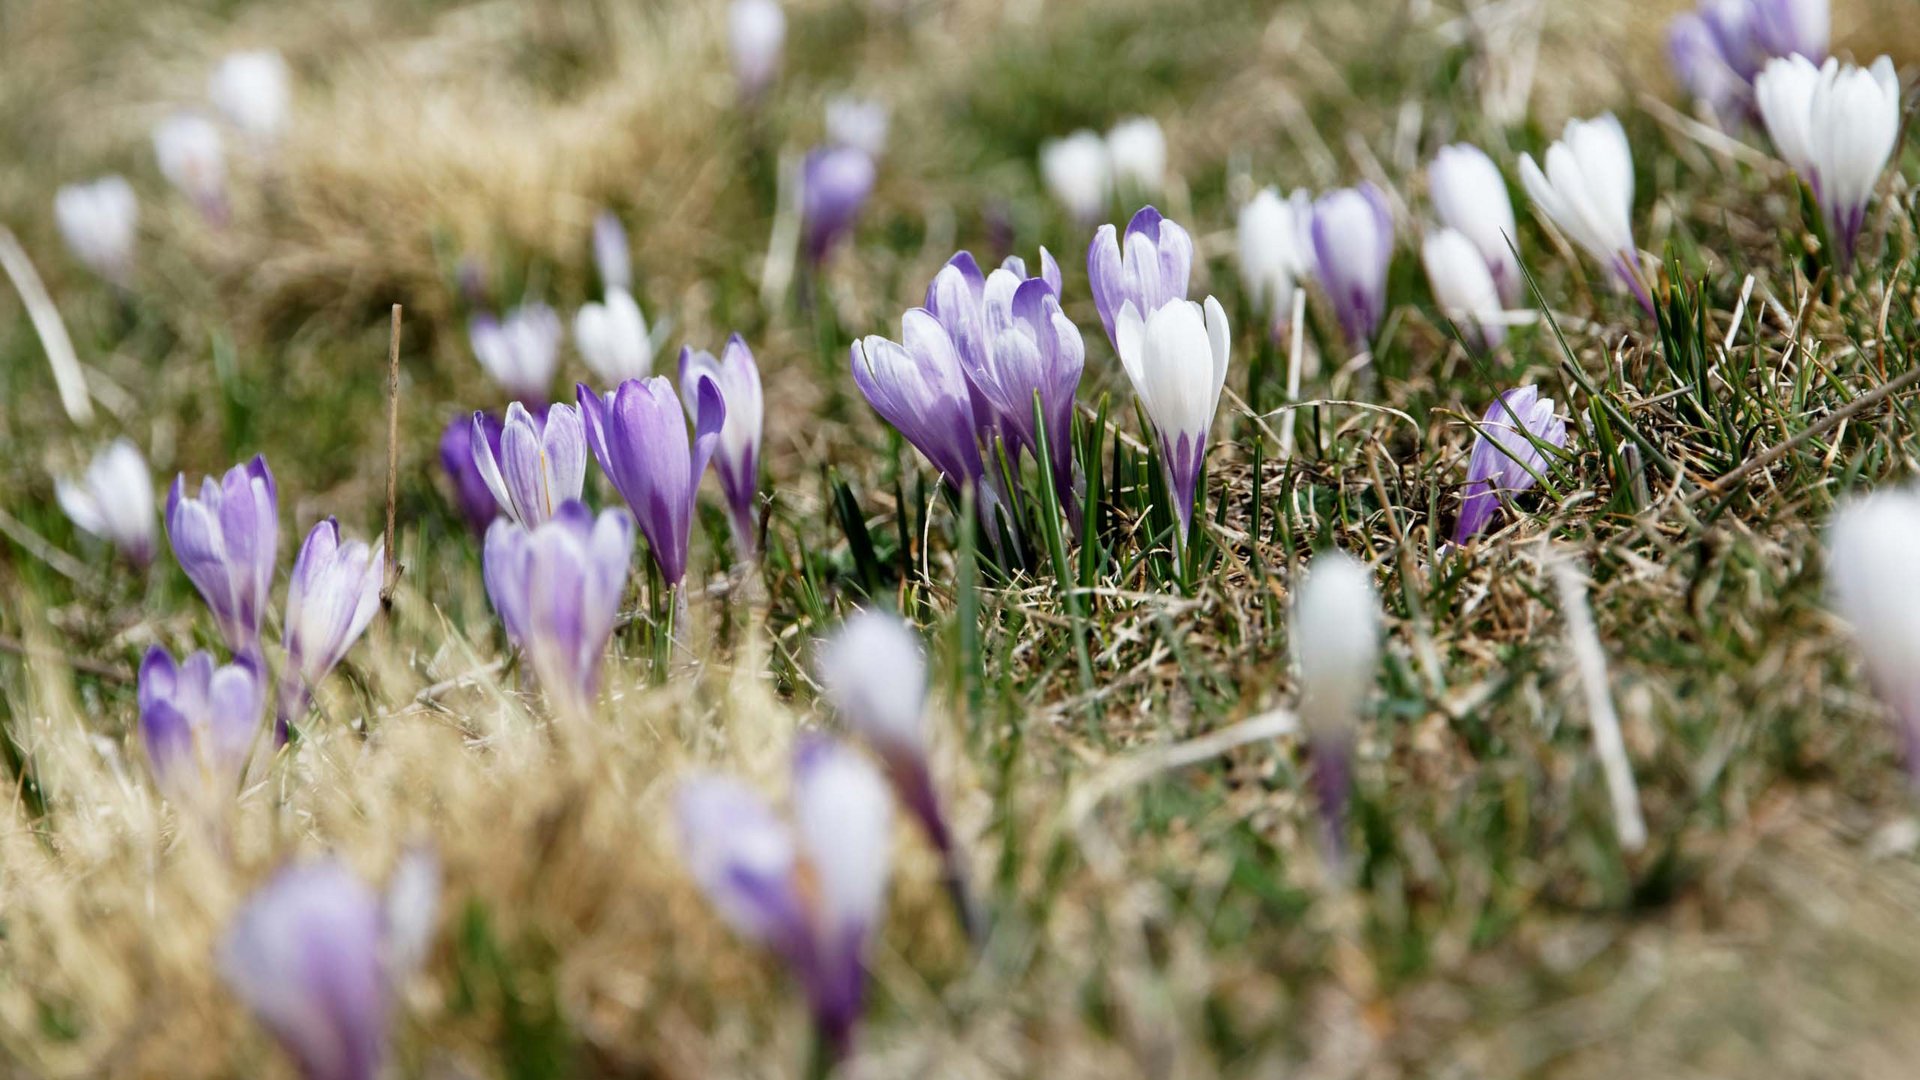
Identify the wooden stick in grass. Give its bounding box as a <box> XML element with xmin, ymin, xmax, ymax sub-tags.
<box><xmin>382</xmin><ymin>304</ymin><xmax>403</xmax><ymax>603</ymax></box>
<box><xmin>0</xmin><ymin>226</ymin><xmax>91</xmax><ymax>425</ymax></box>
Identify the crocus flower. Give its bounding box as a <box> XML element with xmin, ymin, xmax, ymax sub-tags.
<box><xmin>826</xmin><ymin>95</ymin><xmax>890</xmax><ymax>159</ymax></box>
<box><xmin>56</xmin><ymin>438</ymin><xmax>156</xmax><ymax>566</ymax></box>
<box><xmin>1307</xmin><ymin>183</ymin><xmax>1395</xmax><ymax>349</ymax></box>
<box><xmin>1826</xmin><ymin>488</ymin><xmax>1920</xmax><ymax>784</ymax></box>
<box><xmin>1236</xmin><ymin>187</ymin><xmax>1313</xmax><ymax>333</ymax></box>
<box><xmin>281</xmin><ymin>518</ymin><xmax>383</xmax><ymax>728</ymax></box>
<box><xmin>1106</xmin><ymin>116</ymin><xmax>1167</xmax><ymax>197</ymax></box>
<box><xmin>439</xmin><ymin>411</ymin><xmax>502</xmax><ymax>535</ymax></box>
<box><xmin>220</xmin><ymin>855</ymin><xmax>438</xmax><ymax>1080</ymax></box>
<box><xmin>471</xmin><ymin>402</ymin><xmax>586</xmax><ymax>528</ymax></box>
<box><xmin>471</xmin><ymin>303</ymin><xmax>563</xmax><ymax>405</ymax></box>
<box><xmin>483</xmin><ymin>500</ymin><xmax>633</xmax><ymax>712</ymax></box>
<box><xmin>1427</xmin><ymin>143</ymin><xmax>1522</xmax><ymax>305</ymax></box>
<box><xmin>852</xmin><ymin>310</ymin><xmax>990</xmax><ymax>510</ymax></box>
<box><xmin>1751</xmin><ymin>0</ymin><xmax>1828</xmax><ymax>65</ymax></box>
<box><xmin>1114</xmin><ymin>297</ymin><xmax>1231</xmax><ymax>549</ymax></box>
<box><xmin>680</xmin><ymin>336</ymin><xmax>764</xmax><ymax>560</ymax></box>
<box><xmin>1666</xmin><ymin>0</ymin><xmax>1829</xmax><ymax>123</ymax></box>
<box><xmin>153</xmin><ymin>112</ymin><xmax>227</xmax><ymax>223</ymax></box>
<box><xmin>54</xmin><ymin>176</ymin><xmax>138</xmax><ymax>287</ymax></box>
<box><xmin>1088</xmin><ymin>205</ymin><xmax>1194</xmax><ymax>349</ymax></box>
<box><xmin>1754</xmin><ymin>54</ymin><xmax>1901</xmax><ymax>271</ymax></box>
<box><xmin>166</xmin><ymin>456</ymin><xmax>278</xmax><ymax>658</ymax></box>
<box><xmin>728</xmin><ymin>0</ymin><xmax>785</xmax><ymax>102</ymax></box>
<box><xmin>1290</xmin><ymin>550</ymin><xmax>1381</xmax><ymax>867</ymax></box>
<box><xmin>1453</xmin><ymin>386</ymin><xmax>1570</xmax><ymax>546</ymax></box>
<box><xmin>801</xmin><ymin>145</ymin><xmax>876</xmax><ymax>265</ymax></box>
<box><xmin>574</xmin><ymin>288</ymin><xmax>655</xmax><ymax>385</ymax></box>
<box><xmin>1518</xmin><ymin>114</ymin><xmax>1651</xmax><ymax>314</ymax></box>
<box><xmin>1422</xmin><ymin>228</ymin><xmax>1506</xmax><ymax>349</ymax></box>
<box><xmin>676</xmin><ymin>735</ymin><xmax>894</xmax><ymax>1065</ymax></box>
<box><xmin>209</xmin><ymin>49</ymin><xmax>291</xmax><ymax>146</ymax></box>
<box><xmin>592</xmin><ymin>210</ymin><xmax>631</xmax><ymax>293</ymax></box>
<box><xmin>578</xmin><ymin>377</ymin><xmax>723</xmax><ymax>587</ymax></box>
<box><xmin>1039</xmin><ymin>130</ymin><xmax>1112</xmax><ymax>225</ymax></box>
<box><xmin>138</xmin><ymin>645</ymin><xmax>264</xmax><ymax>798</ymax></box>
<box><xmin>1668</xmin><ymin>10</ymin><xmax>1753</xmax><ymax>122</ymax></box>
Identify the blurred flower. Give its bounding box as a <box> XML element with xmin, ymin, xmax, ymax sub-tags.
<box><xmin>1668</xmin><ymin>10</ymin><xmax>1752</xmax><ymax>122</ymax></box>
<box><xmin>1039</xmin><ymin>130</ymin><xmax>1112</xmax><ymax>225</ymax></box>
<box><xmin>680</xmin><ymin>336</ymin><xmax>764</xmax><ymax>561</ymax></box>
<box><xmin>1754</xmin><ymin>55</ymin><xmax>1901</xmax><ymax>271</ymax></box>
<box><xmin>1113</xmin><ymin>296</ymin><xmax>1230</xmax><ymax>549</ymax></box>
<box><xmin>471</xmin><ymin>303</ymin><xmax>562</xmax><ymax>405</ymax></box>
<box><xmin>281</xmin><ymin>518</ymin><xmax>382</xmax><ymax>729</ymax></box>
<box><xmin>1105</xmin><ymin>116</ymin><xmax>1167</xmax><ymax>197</ymax></box>
<box><xmin>138</xmin><ymin>645</ymin><xmax>263</xmax><ymax>798</ymax></box>
<box><xmin>577</xmin><ymin>376</ymin><xmax>722</xmax><ymax>587</ymax></box>
<box><xmin>592</xmin><ymin>210</ymin><xmax>631</xmax><ymax>293</ymax></box>
<box><xmin>54</xmin><ymin>176</ymin><xmax>138</xmax><ymax>287</ymax></box>
<box><xmin>1667</xmin><ymin>0</ymin><xmax>1828</xmax><ymax>123</ymax></box>
<box><xmin>729</xmin><ymin>0</ymin><xmax>786</xmax><ymax>102</ymax></box>
<box><xmin>483</xmin><ymin>500</ymin><xmax>633</xmax><ymax>712</ymax></box>
<box><xmin>1750</xmin><ymin>0</ymin><xmax>1827</xmax><ymax>62</ymax></box>
<box><xmin>826</xmin><ymin>95</ymin><xmax>890</xmax><ymax>158</ymax></box>
<box><xmin>1427</xmin><ymin>143</ymin><xmax>1521</xmax><ymax>305</ymax></box>
<box><xmin>56</xmin><ymin>438</ymin><xmax>156</xmax><ymax>566</ymax></box>
<box><xmin>208</xmin><ymin>49</ymin><xmax>291</xmax><ymax>146</ymax></box>
<box><xmin>471</xmin><ymin>402</ymin><xmax>586</xmax><ymax>528</ymax></box>
<box><xmin>152</xmin><ymin>112</ymin><xmax>227</xmax><ymax>223</ymax></box>
<box><xmin>852</xmin><ymin>310</ymin><xmax>991</xmax><ymax>511</ymax></box>
<box><xmin>802</xmin><ymin>145</ymin><xmax>876</xmax><ymax>265</ymax></box>
<box><xmin>1519</xmin><ymin>113</ymin><xmax>1651</xmax><ymax>314</ymax></box>
<box><xmin>1826</xmin><ymin>487</ymin><xmax>1920</xmax><ymax>783</ymax></box>
<box><xmin>1453</xmin><ymin>386</ymin><xmax>1569</xmax><ymax>546</ymax></box>
<box><xmin>573</xmin><ymin>288</ymin><xmax>654</xmax><ymax>385</ymax></box>
<box><xmin>1422</xmin><ymin>228</ymin><xmax>1505</xmax><ymax>349</ymax></box>
<box><xmin>166</xmin><ymin>456</ymin><xmax>277</xmax><ymax>658</ymax></box>
<box><xmin>1290</xmin><ymin>549</ymin><xmax>1381</xmax><ymax>865</ymax></box>
<box><xmin>220</xmin><ymin>855</ymin><xmax>438</xmax><ymax>1080</ymax></box>
<box><xmin>1088</xmin><ymin>205</ymin><xmax>1193</xmax><ymax>349</ymax></box>
<box><xmin>1236</xmin><ymin>187</ymin><xmax>1313</xmax><ymax>332</ymax></box>
<box><xmin>676</xmin><ymin>735</ymin><xmax>894</xmax><ymax>1064</ymax></box>
<box><xmin>439</xmin><ymin>411</ymin><xmax>502</xmax><ymax>535</ymax></box>
<box><xmin>1307</xmin><ymin>183</ymin><xmax>1395</xmax><ymax>349</ymax></box>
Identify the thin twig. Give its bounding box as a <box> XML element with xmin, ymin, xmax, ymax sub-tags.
<box><xmin>0</xmin><ymin>506</ymin><xmax>93</xmax><ymax>584</ymax></box>
<box><xmin>0</xmin><ymin>633</ymin><xmax>131</xmax><ymax>683</ymax></box>
<box><xmin>1065</xmin><ymin>707</ymin><xmax>1301</xmax><ymax>827</ymax></box>
<box><xmin>1687</xmin><ymin>364</ymin><xmax>1920</xmax><ymax>504</ymax></box>
<box><xmin>1550</xmin><ymin>552</ymin><xmax>1647</xmax><ymax>853</ymax></box>
<box><xmin>1277</xmin><ymin>286</ymin><xmax>1307</xmax><ymax>465</ymax></box>
<box><xmin>0</xmin><ymin>226</ymin><xmax>91</xmax><ymax>425</ymax></box>
<box><xmin>382</xmin><ymin>304</ymin><xmax>404</xmax><ymax>601</ymax></box>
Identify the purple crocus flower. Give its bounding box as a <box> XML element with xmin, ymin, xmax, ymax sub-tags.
<box><xmin>592</xmin><ymin>210</ymin><xmax>631</xmax><ymax>293</ymax></box>
<box><xmin>439</xmin><ymin>411</ymin><xmax>502</xmax><ymax>535</ymax></box>
<box><xmin>578</xmin><ymin>377</ymin><xmax>723</xmax><ymax>587</ymax></box>
<box><xmin>471</xmin><ymin>303</ymin><xmax>562</xmax><ymax>405</ymax></box>
<box><xmin>1307</xmin><ymin>183</ymin><xmax>1395</xmax><ymax>350</ymax></box>
<box><xmin>1667</xmin><ymin>0</ymin><xmax>1828</xmax><ymax>125</ymax></box>
<box><xmin>1453</xmin><ymin>386</ymin><xmax>1570</xmax><ymax>546</ymax></box>
<box><xmin>219</xmin><ymin>854</ymin><xmax>439</xmax><ymax>1080</ymax></box>
<box><xmin>676</xmin><ymin>735</ymin><xmax>894</xmax><ymax>1065</ymax></box>
<box><xmin>482</xmin><ymin>500</ymin><xmax>634</xmax><ymax>713</ymax></box>
<box><xmin>166</xmin><ymin>456</ymin><xmax>278</xmax><ymax>659</ymax></box>
<box><xmin>680</xmin><ymin>336</ymin><xmax>764</xmax><ymax>561</ymax></box>
<box><xmin>280</xmin><ymin>518</ymin><xmax>384</xmax><ymax>730</ymax></box>
<box><xmin>851</xmin><ymin>310</ymin><xmax>993</xmax><ymax>516</ymax></box>
<box><xmin>1669</xmin><ymin>11</ymin><xmax>1751</xmax><ymax>122</ymax></box>
<box><xmin>802</xmin><ymin>145</ymin><xmax>876</xmax><ymax>265</ymax></box>
<box><xmin>1749</xmin><ymin>0</ymin><xmax>1827</xmax><ymax>63</ymax></box>
<box><xmin>138</xmin><ymin>645</ymin><xmax>264</xmax><ymax>798</ymax></box>
<box><xmin>471</xmin><ymin>401</ymin><xmax>587</xmax><ymax>527</ymax></box>
<box><xmin>1087</xmin><ymin>205</ymin><xmax>1193</xmax><ymax>349</ymax></box>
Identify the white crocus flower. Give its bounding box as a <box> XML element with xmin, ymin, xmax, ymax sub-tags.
<box><xmin>728</xmin><ymin>0</ymin><xmax>786</xmax><ymax>101</ymax></box>
<box><xmin>208</xmin><ymin>50</ymin><xmax>291</xmax><ymax>145</ymax></box>
<box><xmin>1421</xmin><ymin>228</ymin><xmax>1506</xmax><ymax>349</ymax></box>
<box><xmin>1827</xmin><ymin>487</ymin><xmax>1920</xmax><ymax>783</ymax></box>
<box><xmin>56</xmin><ymin>439</ymin><xmax>158</xmax><ymax>566</ymax></box>
<box><xmin>1754</xmin><ymin>54</ymin><xmax>1901</xmax><ymax>270</ymax></box>
<box><xmin>54</xmin><ymin>176</ymin><xmax>139</xmax><ymax>287</ymax></box>
<box><xmin>1040</xmin><ymin>130</ymin><xmax>1113</xmax><ymax>225</ymax></box>
<box><xmin>1236</xmin><ymin>187</ymin><xmax>1313</xmax><ymax>328</ymax></box>
<box><xmin>152</xmin><ymin>112</ymin><xmax>228</xmax><ymax>222</ymax></box>
<box><xmin>826</xmin><ymin>95</ymin><xmax>890</xmax><ymax>159</ymax></box>
<box><xmin>1114</xmin><ymin>296</ymin><xmax>1231</xmax><ymax>548</ymax></box>
<box><xmin>1106</xmin><ymin>116</ymin><xmax>1167</xmax><ymax>197</ymax></box>
<box><xmin>1518</xmin><ymin>113</ymin><xmax>1650</xmax><ymax>312</ymax></box>
<box><xmin>573</xmin><ymin>287</ymin><xmax>654</xmax><ymax>384</ymax></box>
<box><xmin>1427</xmin><ymin>143</ymin><xmax>1521</xmax><ymax>305</ymax></box>
<box><xmin>1292</xmin><ymin>550</ymin><xmax>1381</xmax><ymax>744</ymax></box>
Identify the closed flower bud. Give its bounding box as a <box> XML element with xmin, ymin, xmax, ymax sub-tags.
<box><xmin>1826</xmin><ymin>488</ymin><xmax>1920</xmax><ymax>783</ymax></box>
<box><xmin>282</xmin><ymin>518</ymin><xmax>383</xmax><ymax>725</ymax></box>
<box><xmin>1519</xmin><ymin>113</ymin><xmax>1651</xmax><ymax>314</ymax></box>
<box><xmin>138</xmin><ymin>646</ymin><xmax>264</xmax><ymax>798</ymax></box>
<box><xmin>592</xmin><ymin>210</ymin><xmax>631</xmax><ymax>293</ymax></box>
<box><xmin>852</xmin><ymin>310</ymin><xmax>989</xmax><ymax>503</ymax></box>
<box><xmin>1236</xmin><ymin>187</ymin><xmax>1313</xmax><ymax>330</ymax></box>
<box><xmin>1039</xmin><ymin>130</ymin><xmax>1112</xmax><ymax>225</ymax></box>
<box><xmin>801</xmin><ymin>145</ymin><xmax>876</xmax><ymax>265</ymax></box>
<box><xmin>208</xmin><ymin>50</ymin><xmax>291</xmax><ymax>146</ymax></box>
<box><xmin>1427</xmin><ymin>143</ymin><xmax>1521</xmax><ymax>305</ymax></box>
<box><xmin>1421</xmin><ymin>228</ymin><xmax>1506</xmax><ymax>349</ymax></box>
<box><xmin>153</xmin><ymin>112</ymin><xmax>227</xmax><ymax>223</ymax></box>
<box><xmin>54</xmin><ymin>176</ymin><xmax>138</xmax><ymax>288</ymax></box>
<box><xmin>1453</xmin><ymin>386</ymin><xmax>1570</xmax><ymax>546</ymax></box>
<box><xmin>1754</xmin><ymin>54</ymin><xmax>1900</xmax><ymax>271</ymax></box>
<box><xmin>471</xmin><ymin>303</ymin><xmax>562</xmax><ymax>405</ymax></box>
<box><xmin>1113</xmin><ymin>296</ymin><xmax>1231</xmax><ymax>549</ymax></box>
<box><xmin>680</xmin><ymin>335</ymin><xmax>764</xmax><ymax>560</ymax></box>
<box><xmin>1088</xmin><ymin>205</ymin><xmax>1194</xmax><ymax>349</ymax></box>
<box><xmin>574</xmin><ymin>287</ymin><xmax>655</xmax><ymax>385</ymax></box>
<box><xmin>1105</xmin><ymin>116</ymin><xmax>1167</xmax><ymax>197</ymax></box>
<box><xmin>826</xmin><ymin>95</ymin><xmax>890</xmax><ymax>159</ymax></box>
<box><xmin>56</xmin><ymin>438</ymin><xmax>156</xmax><ymax>566</ymax></box>
<box><xmin>1290</xmin><ymin>550</ymin><xmax>1381</xmax><ymax>866</ymax></box>
<box><xmin>577</xmin><ymin>376</ymin><xmax>723</xmax><ymax>587</ymax></box>
<box><xmin>439</xmin><ymin>411</ymin><xmax>503</xmax><ymax>535</ymax></box>
<box><xmin>166</xmin><ymin>456</ymin><xmax>278</xmax><ymax>657</ymax></box>
<box><xmin>482</xmin><ymin>501</ymin><xmax>634</xmax><ymax>712</ymax></box>
<box><xmin>728</xmin><ymin>0</ymin><xmax>786</xmax><ymax>102</ymax></box>
<box><xmin>1307</xmin><ymin>183</ymin><xmax>1395</xmax><ymax>349</ymax></box>
<box><xmin>471</xmin><ymin>402</ymin><xmax>587</xmax><ymax>528</ymax></box>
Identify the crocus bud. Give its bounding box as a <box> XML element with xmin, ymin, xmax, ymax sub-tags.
<box><xmin>1422</xmin><ymin>228</ymin><xmax>1506</xmax><ymax>350</ymax></box>
<box><xmin>1113</xmin><ymin>297</ymin><xmax>1231</xmax><ymax>549</ymax></box>
<box><xmin>1291</xmin><ymin>550</ymin><xmax>1381</xmax><ymax>866</ymax></box>
<box><xmin>1105</xmin><ymin>116</ymin><xmax>1167</xmax><ymax>198</ymax></box>
<box><xmin>1039</xmin><ymin>130</ymin><xmax>1112</xmax><ymax>225</ymax></box>
<box><xmin>483</xmin><ymin>501</ymin><xmax>634</xmax><ymax>713</ymax></box>
<box><xmin>1453</xmin><ymin>386</ymin><xmax>1570</xmax><ymax>546</ymax></box>
<box><xmin>1519</xmin><ymin>113</ymin><xmax>1650</xmax><ymax>314</ymax></box>
<box><xmin>1427</xmin><ymin>143</ymin><xmax>1521</xmax><ymax>305</ymax></box>
<box><xmin>54</xmin><ymin>176</ymin><xmax>138</xmax><ymax>288</ymax></box>
<box><xmin>790</xmin><ymin>736</ymin><xmax>894</xmax><ymax>1059</ymax></box>
<box><xmin>592</xmin><ymin>210</ymin><xmax>631</xmax><ymax>293</ymax></box>
<box><xmin>208</xmin><ymin>49</ymin><xmax>291</xmax><ymax>146</ymax></box>
<box><xmin>680</xmin><ymin>336</ymin><xmax>764</xmax><ymax>561</ymax></box>
<box><xmin>852</xmin><ymin>310</ymin><xmax>990</xmax><ymax>503</ymax></box>
<box><xmin>439</xmin><ymin>411</ymin><xmax>502</xmax><ymax>535</ymax></box>
<box><xmin>1826</xmin><ymin>488</ymin><xmax>1920</xmax><ymax>784</ymax></box>
<box><xmin>577</xmin><ymin>377</ymin><xmax>723</xmax><ymax>587</ymax></box>
<box><xmin>1668</xmin><ymin>12</ymin><xmax>1750</xmax><ymax>123</ymax></box>
<box><xmin>152</xmin><ymin>112</ymin><xmax>227</xmax><ymax>223</ymax></box>
<box><xmin>1750</xmin><ymin>0</ymin><xmax>1827</xmax><ymax>64</ymax></box>
<box><xmin>1088</xmin><ymin>205</ymin><xmax>1193</xmax><ymax>349</ymax></box>
<box><xmin>138</xmin><ymin>645</ymin><xmax>264</xmax><ymax>798</ymax></box>
<box><xmin>282</xmin><ymin>518</ymin><xmax>383</xmax><ymax>727</ymax></box>
<box><xmin>220</xmin><ymin>856</ymin><xmax>438</xmax><ymax>1080</ymax></box>
<box><xmin>56</xmin><ymin>438</ymin><xmax>157</xmax><ymax>567</ymax></box>
<box><xmin>471</xmin><ymin>303</ymin><xmax>562</xmax><ymax>405</ymax></box>
<box><xmin>471</xmin><ymin>402</ymin><xmax>587</xmax><ymax>528</ymax></box>
<box><xmin>166</xmin><ymin>456</ymin><xmax>278</xmax><ymax>658</ymax></box>
<box><xmin>1307</xmin><ymin>183</ymin><xmax>1395</xmax><ymax>350</ymax></box>
<box><xmin>574</xmin><ymin>288</ymin><xmax>654</xmax><ymax>385</ymax></box>
<box><xmin>1754</xmin><ymin>55</ymin><xmax>1900</xmax><ymax>271</ymax></box>
<box><xmin>728</xmin><ymin>0</ymin><xmax>785</xmax><ymax>103</ymax></box>
<box><xmin>1236</xmin><ymin>187</ymin><xmax>1313</xmax><ymax>331</ymax></box>
<box><xmin>826</xmin><ymin>95</ymin><xmax>890</xmax><ymax>159</ymax></box>
<box><xmin>801</xmin><ymin>145</ymin><xmax>876</xmax><ymax>265</ymax></box>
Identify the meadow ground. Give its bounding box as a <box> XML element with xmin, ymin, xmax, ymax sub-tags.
<box><xmin>2</xmin><ymin>0</ymin><xmax>1920</xmax><ymax>1076</ymax></box>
